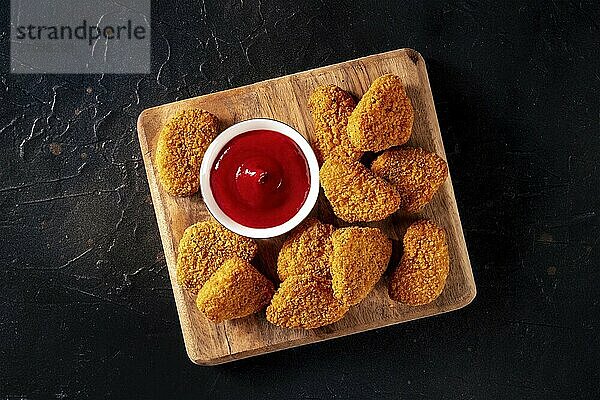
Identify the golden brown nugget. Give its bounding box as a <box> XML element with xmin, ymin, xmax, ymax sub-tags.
<box><xmin>196</xmin><ymin>257</ymin><xmax>275</xmax><ymax>323</ymax></box>
<box><xmin>277</xmin><ymin>218</ymin><xmax>335</xmax><ymax>281</ymax></box>
<box><xmin>330</xmin><ymin>227</ymin><xmax>392</xmax><ymax>306</ymax></box>
<box><xmin>307</xmin><ymin>85</ymin><xmax>362</xmax><ymax>163</ymax></box>
<box><xmin>176</xmin><ymin>220</ymin><xmax>257</xmax><ymax>294</ymax></box>
<box><xmin>156</xmin><ymin>109</ymin><xmax>219</xmax><ymax>196</ymax></box>
<box><xmin>266</xmin><ymin>275</ymin><xmax>349</xmax><ymax>329</ymax></box>
<box><xmin>371</xmin><ymin>147</ymin><xmax>448</xmax><ymax>214</ymax></box>
<box><xmin>347</xmin><ymin>74</ymin><xmax>414</xmax><ymax>152</ymax></box>
<box><xmin>320</xmin><ymin>157</ymin><xmax>401</xmax><ymax>222</ymax></box>
<box><xmin>389</xmin><ymin>220</ymin><xmax>449</xmax><ymax>305</ymax></box>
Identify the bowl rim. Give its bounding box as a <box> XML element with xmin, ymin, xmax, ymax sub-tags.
<box><xmin>199</xmin><ymin>118</ymin><xmax>319</xmax><ymax>239</ymax></box>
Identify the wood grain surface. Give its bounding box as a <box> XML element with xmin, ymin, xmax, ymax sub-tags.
<box><xmin>137</xmin><ymin>48</ymin><xmax>476</xmax><ymax>365</ymax></box>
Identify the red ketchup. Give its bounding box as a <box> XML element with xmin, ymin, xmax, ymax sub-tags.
<box><xmin>210</xmin><ymin>129</ymin><xmax>310</xmax><ymax>229</ymax></box>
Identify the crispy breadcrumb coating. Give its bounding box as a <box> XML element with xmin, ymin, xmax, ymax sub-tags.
<box><xmin>347</xmin><ymin>74</ymin><xmax>414</xmax><ymax>152</ymax></box>
<box><xmin>389</xmin><ymin>220</ymin><xmax>449</xmax><ymax>305</ymax></box>
<box><xmin>176</xmin><ymin>219</ymin><xmax>257</xmax><ymax>294</ymax></box>
<box><xmin>330</xmin><ymin>227</ymin><xmax>392</xmax><ymax>306</ymax></box>
<box><xmin>196</xmin><ymin>256</ymin><xmax>275</xmax><ymax>323</ymax></box>
<box><xmin>307</xmin><ymin>85</ymin><xmax>362</xmax><ymax>163</ymax></box>
<box><xmin>277</xmin><ymin>218</ymin><xmax>335</xmax><ymax>281</ymax></box>
<box><xmin>156</xmin><ymin>109</ymin><xmax>219</xmax><ymax>196</ymax></box>
<box><xmin>320</xmin><ymin>157</ymin><xmax>401</xmax><ymax>222</ymax></box>
<box><xmin>266</xmin><ymin>275</ymin><xmax>349</xmax><ymax>329</ymax></box>
<box><xmin>371</xmin><ymin>147</ymin><xmax>448</xmax><ymax>214</ymax></box>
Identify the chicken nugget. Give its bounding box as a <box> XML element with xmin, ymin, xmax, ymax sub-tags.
<box><xmin>320</xmin><ymin>157</ymin><xmax>401</xmax><ymax>222</ymax></box>
<box><xmin>389</xmin><ymin>220</ymin><xmax>449</xmax><ymax>305</ymax></box>
<box><xmin>176</xmin><ymin>219</ymin><xmax>257</xmax><ymax>294</ymax></box>
<box><xmin>330</xmin><ymin>227</ymin><xmax>392</xmax><ymax>306</ymax></box>
<box><xmin>277</xmin><ymin>218</ymin><xmax>335</xmax><ymax>281</ymax></box>
<box><xmin>266</xmin><ymin>275</ymin><xmax>349</xmax><ymax>329</ymax></box>
<box><xmin>196</xmin><ymin>256</ymin><xmax>275</xmax><ymax>323</ymax></box>
<box><xmin>307</xmin><ymin>85</ymin><xmax>362</xmax><ymax>163</ymax></box>
<box><xmin>371</xmin><ymin>147</ymin><xmax>448</xmax><ymax>214</ymax></box>
<box><xmin>347</xmin><ymin>74</ymin><xmax>414</xmax><ymax>152</ymax></box>
<box><xmin>156</xmin><ymin>109</ymin><xmax>219</xmax><ymax>196</ymax></box>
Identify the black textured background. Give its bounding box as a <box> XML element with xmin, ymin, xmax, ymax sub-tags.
<box><xmin>1</xmin><ymin>1</ymin><xmax>599</xmax><ymax>399</ymax></box>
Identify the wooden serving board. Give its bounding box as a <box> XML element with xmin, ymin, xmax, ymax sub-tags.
<box><xmin>137</xmin><ymin>48</ymin><xmax>476</xmax><ymax>365</ymax></box>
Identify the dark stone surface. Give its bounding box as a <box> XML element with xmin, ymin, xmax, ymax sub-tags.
<box><xmin>1</xmin><ymin>1</ymin><xmax>599</xmax><ymax>399</ymax></box>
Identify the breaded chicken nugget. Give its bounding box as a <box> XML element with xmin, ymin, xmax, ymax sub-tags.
<box><xmin>266</xmin><ymin>275</ymin><xmax>349</xmax><ymax>329</ymax></box>
<box><xmin>176</xmin><ymin>219</ymin><xmax>257</xmax><ymax>294</ymax></box>
<box><xmin>389</xmin><ymin>220</ymin><xmax>449</xmax><ymax>305</ymax></box>
<box><xmin>196</xmin><ymin>256</ymin><xmax>275</xmax><ymax>323</ymax></box>
<box><xmin>156</xmin><ymin>109</ymin><xmax>219</xmax><ymax>196</ymax></box>
<box><xmin>330</xmin><ymin>227</ymin><xmax>392</xmax><ymax>306</ymax></box>
<box><xmin>320</xmin><ymin>157</ymin><xmax>401</xmax><ymax>222</ymax></box>
<box><xmin>347</xmin><ymin>74</ymin><xmax>414</xmax><ymax>152</ymax></box>
<box><xmin>371</xmin><ymin>147</ymin><xmax>448</xmax><ymax>214</ymax></box>
<box><xmin>308</xmin><ymin>85</ymin><xmax>362</xmax><ymax>163</ymax></box>
<box><xmin>277</xmin><ymin>218</ymin><xmax>335</xmax><ymax>281</ymax></box>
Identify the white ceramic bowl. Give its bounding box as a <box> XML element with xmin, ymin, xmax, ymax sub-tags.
<box><xmin>200</xmin><ymin>118</ymin><xmax>320</xmax><ymax>239</ymax></box>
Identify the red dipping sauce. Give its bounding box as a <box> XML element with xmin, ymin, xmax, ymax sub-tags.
<box><xmin>210</xmin><ymin>130</ymin><xmax>310</xmax><ymax>229</ymax></box>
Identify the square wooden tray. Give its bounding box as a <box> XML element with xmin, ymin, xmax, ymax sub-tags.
<box><xmin>137</xmin><ymin>48</ymin><xmax>476</xmax><ymax>365</ymax></box>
